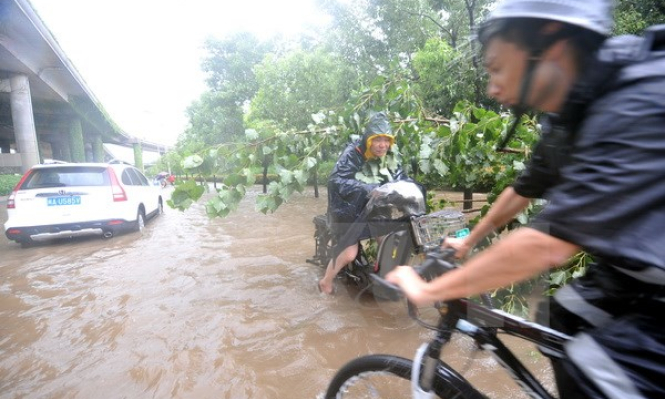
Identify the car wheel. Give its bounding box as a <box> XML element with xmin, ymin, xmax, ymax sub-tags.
<box><xmin>135</xmin><ymin>209</ymin><xmax>146</xmax><ymax>233</ymax></box>
<box><xmin>19</xmin><ymin>238</ymin><xmax>34</xmax><ymax>248</ymax></box>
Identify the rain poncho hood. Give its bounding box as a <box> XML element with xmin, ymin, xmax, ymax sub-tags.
<box><xmin>358</xmin><ymin>112</ymin><xmax>395</xmax><ymax>160</ymax></box>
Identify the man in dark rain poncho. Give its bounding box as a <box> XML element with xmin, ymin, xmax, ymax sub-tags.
<box><xmin>318</xmin><ymin>111</ymin><xmax>410</xmax><ymax>295</ymax></box>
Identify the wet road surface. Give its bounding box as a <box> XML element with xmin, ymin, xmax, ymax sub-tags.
<box><xmin>0</xmin><ymin>186</ymin><xmax>553</xmax><ymax>398</ymax></box>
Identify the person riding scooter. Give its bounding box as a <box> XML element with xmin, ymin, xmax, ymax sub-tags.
<box><xmin>318</xmin><ymin>111</ymin><xmax>417</xmax><ymax>295</ymax></box>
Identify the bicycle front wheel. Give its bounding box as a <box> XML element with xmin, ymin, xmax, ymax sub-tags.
<box><xmin>324</xmin><ymin>354</ymin><xmax>478</xmax><ymax>399</ymax></box>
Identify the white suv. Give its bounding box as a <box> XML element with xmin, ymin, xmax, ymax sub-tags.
<box><xmin>4</xmin><ymin>161</ymin><xmax>164</xmax><ymax>247</ymax></box>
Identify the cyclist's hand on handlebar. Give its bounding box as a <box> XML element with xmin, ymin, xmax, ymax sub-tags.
<box><xmin>385</xmin><ymin>266</ymin><xmax>433</xmax><ymax>307</ymax></box>
<box><xmin>442</xmin><ymin>237</ymin><xmax>471</xmax><ymax>259</ymax></box>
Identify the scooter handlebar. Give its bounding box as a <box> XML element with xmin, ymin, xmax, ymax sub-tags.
<box><xmin>369</xmin><ymin>247</ymin><xmax>458</xmax><ymax>302</ymax></box>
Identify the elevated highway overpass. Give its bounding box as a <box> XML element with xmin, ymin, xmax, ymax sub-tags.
<box><xmin>0</xmin><ymin>0</ymin><xmax>171</xmax><ymax>174</ymax></box>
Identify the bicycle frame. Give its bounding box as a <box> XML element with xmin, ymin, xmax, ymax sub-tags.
<box><xmin>417</xmin><ymin>297</ymin><xmax>571</xmax><ymax>399</ymax></box>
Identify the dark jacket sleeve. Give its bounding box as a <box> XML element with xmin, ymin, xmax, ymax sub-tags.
<box><xmin>512</xmin><ymin>115</ymin><xmax>570</xmax><ymax>199</ymax></box>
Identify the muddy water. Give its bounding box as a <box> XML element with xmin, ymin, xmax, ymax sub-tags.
<box><xmin>0</xmin><ymin>187</ymin><xmax>553</xmax><ymax>398</ymax></box>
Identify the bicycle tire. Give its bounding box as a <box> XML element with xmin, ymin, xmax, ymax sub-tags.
<box><xmin>324</xmin><ymin>354</ymin><xmax>485</xmax><ymax>399</ymax></box>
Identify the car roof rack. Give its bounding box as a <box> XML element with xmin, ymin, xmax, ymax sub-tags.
<box><xmin>108</xmin><ymin>159</ymin><xmax>133</xmax><ymax>165</ymax></box>
<box><xmin>42</xmin><ymin>159</ymin><xmax>69</xmax><ymax>164</ymax></box>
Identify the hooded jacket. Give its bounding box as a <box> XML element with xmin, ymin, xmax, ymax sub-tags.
<box><xmin>327</xmin><ymin>113</ymin><xmax>408</xmax><ymax>236</ymax></box>
<box><xmin>515</xmin><ymin>27</ymin><xmax>665</xmax><ymax>275</ymax></box>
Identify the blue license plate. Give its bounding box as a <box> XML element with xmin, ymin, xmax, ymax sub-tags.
<box><xmin>47</xmin><ymin>196</ymin><xmax>81</xmax><ymax>206</ymax></box>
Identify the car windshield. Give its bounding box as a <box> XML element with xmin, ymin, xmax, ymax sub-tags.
<box><xmin>21</xmin><ymin>167</ymin><xmax>110</xmax><ymax>189</ymax></box>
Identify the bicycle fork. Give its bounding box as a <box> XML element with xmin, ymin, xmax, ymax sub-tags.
<box><xmin>411</xmin><ymin>325</ymin><xmax>452</xmax><ymax>398</ymax></box>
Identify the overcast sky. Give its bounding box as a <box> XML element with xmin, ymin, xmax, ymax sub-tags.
<box><xmin>29</xmin><ymin>0</ymin><xmax>329</xmax><ymax>146</ymax></box>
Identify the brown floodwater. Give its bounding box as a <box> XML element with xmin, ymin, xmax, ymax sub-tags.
<box><xmin>0</xmin><ymin>186</ymin><xmax>554</xmax><ymax>398</ymax></box>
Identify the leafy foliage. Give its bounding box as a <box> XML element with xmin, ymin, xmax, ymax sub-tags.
<box><xmin>249</xmin><ymin>49</ymin><xmax>358</xmax><ymax>130</ymax></box>
<box><xmin>0</xmin><ymin>174</ymin><xmax>21</xmax><ymax>196</ymax></box>
<box><xmin>355</xmin><ymin>151</ymin><xmax>402</xmax><ymax>184</ymax></box>
<box><xmin>201</xmin><ymin>32</ymin><xmax>273</xmax><ymax>105</ymax></box>
<box><xmin>148</xmin><ymin>151</ymin><xmax>185</xmax><ymax>178</ymax></box>
<box><xmin>614</xmin><ymin>0</ymin><xmax>665</xmax><ymax>35</ymax></box>
<box><xmin>412</xmin><ymin>38</ymin><xmax>477</xmax><ymax>116</ymax></box>
<box><xmin>546</xmin><ymin>252</ymin><xmax>593</xmax><ymax>296</ymax></box>
<box><xmin>317</xmin><ymin>0</ymin><xmax>439</xmax><ymax>81</ymax></box>
<box><xmin>427</xmin><ymin>0</ymin><xmax>493</xmax><ymax>48</ymax></box>
<box><xmin>170</xmin><ymin>69</ymin><xmax>541</xmax><ymax>224</ymax></box>
<box><xmin>419</xmin><ymin>101</ymin><xmax>539</xmax><ymax>191</ymax></box>
<box><xmin>180</xmin><ymin>91</ymin><xmax>246</xmax><ymax>149</ymax></box>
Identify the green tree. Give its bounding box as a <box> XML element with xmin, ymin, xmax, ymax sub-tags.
<box><xmin>201</xmin><ymin>32</ymin><xmax>273</xmax><ymax>105</ymax></box>
<box><xmin>317</xmin><ymin>0</ymin><xmax>439</xmax><ymax>80</ymax></box>
<box><xmin>179</xmin><ymin>91</ymin><xmax>245</xmax><ymax>148</ymax></box>
<box><xmin>614</xmin><ymin>0</ymin><xmax>665</xmax><ymax>35</ymax></box>
<box><xmin>150</xmin><ymin>150</ymin><xmax>184</xmax><ymax>177</ymax></box>
<box><xmin>180</xmin><ymin>32</ymin><xmax>275</xmax><ymax>150</ymax></box>
<box><xmin>427</xmin><ymin>0</ymin><xmax>492</xmax><ymax>47</ymax></box>
<box><xmin>248</xmin><ymin>48</ymin><xmax>358</xmax><ymax>130</ymax></box>
<box><xmin>425</xmin><ymin>0</ymin><xmax>494</xmax><ymax>106</ymax></box>
<box><xmin>169</xmin><ymin>72</ymin><xmax>541</xmax><ymax>220</ymax></box>
<box><xmin>412</xmin><ymin>38</ymin><xmax>477</xmax><ymax>116</ymax></box>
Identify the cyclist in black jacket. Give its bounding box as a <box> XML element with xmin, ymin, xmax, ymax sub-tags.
<box><xmin>387</xmin><ymin>1</ymin><xmax>665</xmax><ymax>398</ymax></box>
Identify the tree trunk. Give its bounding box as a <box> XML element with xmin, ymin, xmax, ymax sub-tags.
<box><xmin>313</xmin><ymin>166</ymin><xmax>319</xmax><ymax>198</ymax></box>
<box><xmin>463</xmin><ymin>188</ymin><xmax>473</xmax><ymax>210</ymax></box>
<box><xmin>262</xmin><ymin>156</ymin><xmax>269</xmax><ymax>194</ymax></box>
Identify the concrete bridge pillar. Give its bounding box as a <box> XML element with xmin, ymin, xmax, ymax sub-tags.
<box><xmin>92</xmin><ymin>135</ymin><xmax>104</xmax><ymax>162</ymax></box>
<box><xmin>50</xmin><ymin>139</ymin><xmax>65</xmax><ymax>161</ymax></box>
<box><xmin>68</xmin><ymin>117</ymin><xmax>85</xmax><ymax>162</ymax></box>
<box><xmin>132</xmin><ymin>142</ymin><xmax>143</xmax><ymax>171</ymax></box>
<box><xmin>59</xmin><ymin>134</ymin><xmax>72</xmax><ymax>162</ymax></box>
<box><xmin>9</xmin><ymin>74</ymin><xmax>40</xmax><ymax>172</ymax></box>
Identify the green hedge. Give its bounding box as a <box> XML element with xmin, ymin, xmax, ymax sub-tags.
<box><xmin>0</xmin><ymin>174</ymin><xmax>21</xmax><ymax>196</ymax></box>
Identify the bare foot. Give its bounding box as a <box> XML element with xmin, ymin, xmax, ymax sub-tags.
<box><xmin>318</xmin><ymin>279</ymin><xmax>334</xmax><ymax>295</ymax></box>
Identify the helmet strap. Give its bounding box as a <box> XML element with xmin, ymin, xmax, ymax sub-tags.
<box><xmin>496</xmin><ymin>56</ymin><xmax>539</xmax><ymax>152</ymax></box>
<box><xmin>495</xmin><ymin>27</ymin><xmax>571</xmax><ymax>152</ymax></box>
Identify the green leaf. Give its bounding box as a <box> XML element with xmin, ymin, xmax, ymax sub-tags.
<box><xmin>245</xmin><ymin>129</ymin><xmax>259</xmax><ymax>140</ymax></box>
<box><xmin>305</xmin><ymin>157</ymin><xmax>317</xmax><ymax>170</ymax></box>
<box><xmin>224</xmin><ymin>174</ymin><xmax>244</xmax><ymax>186</ymax></box>
<box><xmin>167</xmin><ymin>180</ymin><xmax>205</xmax><ymax>211</ymax></box>
<box><xmin>516</xmin><ymin>212</ymin><xmax>529</xmax><ymax>224</ymax></box>
<box><xmin>433</xmin><ymin>159</ymin><xmax>449</xmax><ymax>175</ymax></box>
<box><xmin>183</xmin><ymin>155</ymin><xmax>204</xmax><ymax>169</ymax></box>
<box><xmin>293</xmin><ymin>170</ymin><xmax>308</xmax><ymax>187</ymax></box>
<box><xmin>256</xmin><ymin>194</ymin><xmax>282</xmax><ymax>214</ymax></box>
<box><xmin>243</xmin><ymin>168</ymin><xmax>256</xmax><ymax>186</ymax></box>
<box><xmin>278</xmin><ymin>168</ymin><xmax>293</xmax><ymax>184</ymax></box>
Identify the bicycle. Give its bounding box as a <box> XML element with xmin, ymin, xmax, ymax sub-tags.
<box><xmin>323</xmin><ymin>248</ymin><xmax>569</xmax><ymax>399</ymax></box>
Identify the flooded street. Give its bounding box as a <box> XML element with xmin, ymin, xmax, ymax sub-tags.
<box><xmin>0</xmin><ymin>186</ymin><xmax>553</xmax><ymax>398</ymax></box>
